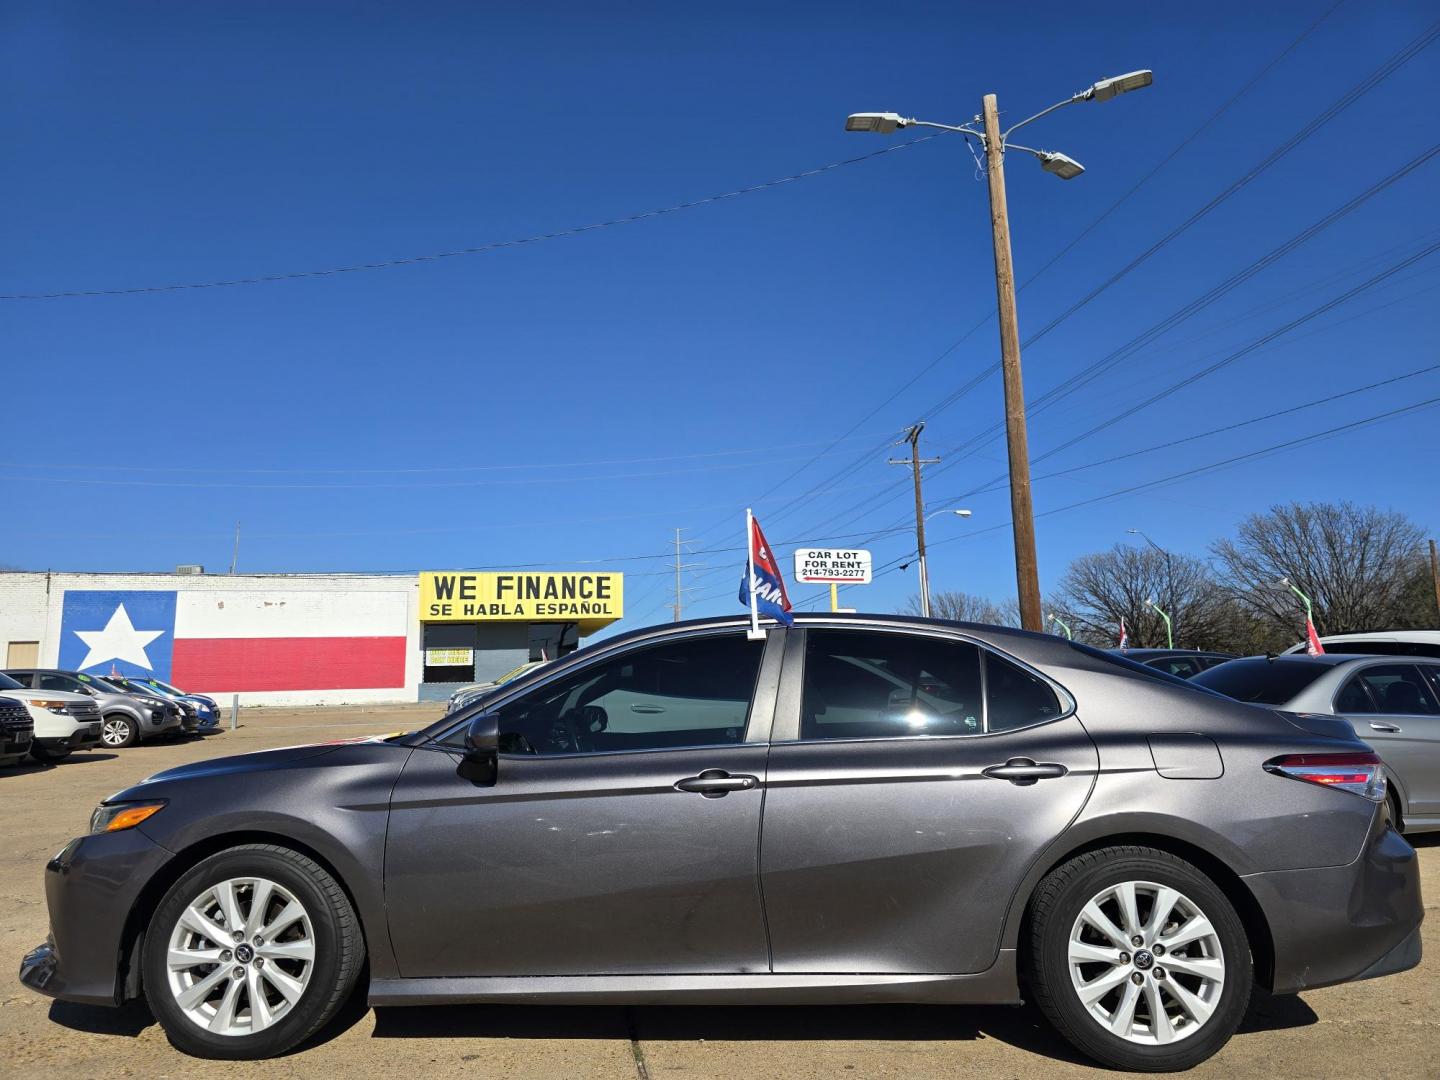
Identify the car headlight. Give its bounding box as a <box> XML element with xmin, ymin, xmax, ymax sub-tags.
<box><xmin>29</xmin><ymin>698</ymin><xmax>72</xmax><ymax>713</ymax></box>
<box><xmin>89</xmin><ymin>801</ymin><xmax>166</xmax><ymax>834</ymax></box>
<box><xmin>140</xmin><ymin>697</ymin><xmax>167</xmax><ymax>708</ymax></box>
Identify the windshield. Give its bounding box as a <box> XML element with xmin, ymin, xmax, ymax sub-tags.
<box><xmin>77</xmin><ymin>674</ymin><xmax>126</xmax><ymax>694</ymax></box>
<box><xmin>0</xmin><ymin>672</ymin><xmax>23</xmax><ymax>690</ymax></box>
<box><xmin>144</xmin><ymin>677</ymin><xmax>185</xmax><ymax>695</ymax></box>
<box><xmin>1190</xmin><ymin>659</ymin><xmax>1330</xmax><ymax>705</ymax></box>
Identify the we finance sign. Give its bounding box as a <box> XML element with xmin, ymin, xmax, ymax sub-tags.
<box><xmin>420</xmin><ymin>572</ymin><xmax>623</xmax><ymax>626</ymax></box>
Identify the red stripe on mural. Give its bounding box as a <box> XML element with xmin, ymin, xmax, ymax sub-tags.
<box><xmin>171</xmin><ymin>636</ymin><xmax>407</xmax><ymax>692</ymax></box>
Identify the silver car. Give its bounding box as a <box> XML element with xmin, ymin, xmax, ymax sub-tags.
<box><xmin>2</xmin><ymin>669</ymin><xmax>185</xmax><ymax>748</ymax></box>
<box><xmin>1192</xmin><ymin>654</ymin><xmax>1440</xmax><ymax>833</ymax></box>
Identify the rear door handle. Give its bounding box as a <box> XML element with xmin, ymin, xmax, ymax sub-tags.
<box><xmin>982</xmin><ymin>757</ymin><xmax>1068</xmax><ymax>785</ymax></box>
<box><xmin>1369</xmin><ymin>722</ymin><xmax>1402</xmax><ymax>733</ymax></box>
<box><xmin>630</xmin><ymin>703</ymin><xmax>666</xmax><ymax>714</ymax></box>
<box><xmin>675</xmin><ymin>769</ymin><xmax>758</xmax><ymax>798</ymax></box>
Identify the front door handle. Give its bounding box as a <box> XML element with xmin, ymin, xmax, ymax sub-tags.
<box><xmin>1370</xmin><ymin>721</ymin><xmax>1402</xmax><ymax>733</ymax></box>
<box><xmin>630</xmin><ymin>703</ymin><xmax>666</xmax><ymax>714</ymax></box>
<box><xmin>982</xmin><ymin>757</ymin><xmax>1068</xmax><ymax>785</ymax></box>
<box><xmin>675</xmin><ymin>769</ymin><xmax>758</xmax><ymax>798</ymax></box>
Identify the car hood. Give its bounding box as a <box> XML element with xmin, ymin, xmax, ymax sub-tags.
<box><xmin>112</xmin><ymin>736</ymin><xmax>396</xmax><ymax>798</ymax></box>
<box><xmin>5</xmin><ymin>688</ymin><xmax>89</xmax><ymax>703</ymax></box>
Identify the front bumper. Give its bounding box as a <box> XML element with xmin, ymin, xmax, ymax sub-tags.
<box><xmin>34</xmin><ymin>724</ymin><xmax>102</xmax><ymax>753</ymax></box>
<box><xmin>18</xmin><ymin>827</ymin><xmax>175</xmax><ymax>1006</ymax></box>
<box><xmin>1245</xmin><ymin>817</ymin><xmax>1423</xmax><ymax>994</ymax></box>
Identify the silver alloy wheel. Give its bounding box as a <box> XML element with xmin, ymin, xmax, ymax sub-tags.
<box><xmin>101</xmin><ymin>718</ymin><xmax>132</xmax><ymax>747</ymax></box>
<box><xmin>1067</xmin><ymin>879</ymin><xmax>1225</xmax><ymax>1046</ymax></box>
<box><xmin>165</xmin><ymin>876</ymin><xmax>316</xmax><ymax>1036</ymax></box>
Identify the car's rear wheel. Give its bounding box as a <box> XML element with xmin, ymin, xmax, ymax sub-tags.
<box><xmin>101</xmin><ymin>715</ymin><xmax>139</xmax><ymax>748</ymax></box>
<box><xmin>142</xmin><ymin>844</ymin><xmax>364</xmax><ymax>1059</ymax></box>
<box><xmin>1385</xmin><ymin>790</ymin><xmax>1405</xmax><ymax>834</ymax></box>
<box><xmin>1027</xmin><ymin>846</ymin><xmax>1252</xmax><ymax>1072</ymax></box>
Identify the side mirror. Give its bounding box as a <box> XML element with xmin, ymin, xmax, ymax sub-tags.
<box><xmin>465</xmin><ymin>712</ymin><xmax>498</xmax><ymax>756</ymax></box>
<box><xmin>459</xmin><ymin>713</ymin><xmax>499</xmax><ymax>785</ymax></box>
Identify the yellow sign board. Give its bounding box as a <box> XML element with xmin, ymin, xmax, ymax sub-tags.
<box><xmin>420</xmin><ymin>571</ymin><xmax>623</xmax><ymax>633</ymax></box>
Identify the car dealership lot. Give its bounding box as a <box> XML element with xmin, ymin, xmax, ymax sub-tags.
<box><xmin>1</xmin><ymin>704</ymin><xmax>1435</xmax><ymax>1079</ymax></box>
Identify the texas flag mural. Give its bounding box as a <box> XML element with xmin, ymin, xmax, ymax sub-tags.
<box><xmin>58</xmin><ymin>589</ymin><xmax>408</xmax><ymax>692</ymax></box>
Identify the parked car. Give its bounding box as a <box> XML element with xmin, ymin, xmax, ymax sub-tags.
<box><xmin>0</xmin><ymin>696</ymin><xmax>35</xmax><ymax>767</ymax></box>
<box><xmin>1192</xmin><ymin>653</ymin><xmax>1440</xmax><ymax>834</ymax></box>
<box><xmin>0</xmin><ymin>670</ymin><xmax>102</xmax><ymax>762</ymax></box>
<box><xmin>1279</xmin><ymin>629</ymin><xmax>1440</xmax><ymax>659</ymax></box>
<box><xmin>445</xmin><ymin>659</ymin><xmax>548</xmax><ymax>713</ymax></box>
<box><xmin>20</xmin><ymin>615</ymin><xmax>1420</xmax><ymax>1071</ymax></box>
<box><xmin>130</xmin><ymin>676</ymin><xmax>223</xmax><ymax>732</ymax></box>
<box><xmin>3</xmin><ymin>669</ymin><xmax>184</xmax><ymax>749</ymax></box>
<box><xmin>103</xmin><ymin>675</ymin><xmax>200</xmax><ymax>736</ymax></box>
<box><xmin>1106</xmin><ymin>649</ymin><xmax>1235</xmax><ymax>679</ymax></box>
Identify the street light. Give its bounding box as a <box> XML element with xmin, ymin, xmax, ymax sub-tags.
<box><xmin>1146</xmin><ymin>597</ymin><xmax>1174</xmax><ymax>649</ymax></box>
<box><xmin>911</xmin><ymin>508</ymin><xmax>974</xmax><ymax>618</ymax></box>
<box><xmin>1128</xmin><ymin>528</ymin><xmax>1176</xmax><ymax>646</ymax></box>
<box><xmin>846</xmin><ymin>70</ymin><xmax>1153</xmax><ymax>632</ymax></box>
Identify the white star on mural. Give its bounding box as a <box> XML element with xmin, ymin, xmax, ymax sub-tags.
<box><xmin>73</xmin><ymin>603</ymin><xmax>164</xmax><ymax>671</ymax></box>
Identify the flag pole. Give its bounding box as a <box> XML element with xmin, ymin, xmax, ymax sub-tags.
<box><xmin>746</xmin><ymin>507</ymin><xmax>762</xmax><ymax>640</ymax></box>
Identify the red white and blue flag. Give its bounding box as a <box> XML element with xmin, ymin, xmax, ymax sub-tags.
<box><xmin>1118</xmin><ymin>618</ymin><xmax>1129</xmax><ymax>650</ymax></box>
<box><xmin>57</xmin><ymin>589</ymin><xmax>408</xmax><ymax>693</ymax></box>
<box><xmin>739</xmin><ymin>511</ymin><xmax>793</xmax><ymax>626</ymax></box>
<box><xmin>1305</xmin><ymin>617</ymin><xmax>1325</xmax><ymax>656</ymax></box>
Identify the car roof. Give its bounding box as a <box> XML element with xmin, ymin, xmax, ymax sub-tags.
<box><xmin>1228</xmin><ymin>653</ymin><xmax>1437</xmax><ymax>668</ymax></box>
<box><xmin>1280</xmin><ymin>629</ymin><xmax>1440</xmax><ymax>653</ymax></box>
<box><xmin>1105</xmin><ymin>648</ymin><xmax>1230</xmax><ymax>658</ymax></box>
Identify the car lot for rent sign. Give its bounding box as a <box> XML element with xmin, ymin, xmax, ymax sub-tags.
<box><xmin>793</xmin><ymin>548</ymin><xmax>872</xmax><ymax>584</ymax></box>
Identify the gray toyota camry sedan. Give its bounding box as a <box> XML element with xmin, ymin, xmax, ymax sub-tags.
<box><xmin>19</xmin><ymin>615</ymin><xmax>1423</xmax><ymax>1071</ymax></box>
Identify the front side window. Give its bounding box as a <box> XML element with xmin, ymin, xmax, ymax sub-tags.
<box><xmin>799</xmin><ymin>629</ymin><xmax>1062</xmax><ymax>740</ymax></box>
<box><xmin>1352</xmin><ymin>664</ymin><xmax>1440</xmax><ymax>716</ymax></box>
<box><xmin>38</xmin><ymin>673</ymin><xmax>81</xmax><ymax>693</ymax></box>
<box><xmin>482</xmin><ymin>633</ymin><xmax>764</xmax><ymax>756</ymax></box>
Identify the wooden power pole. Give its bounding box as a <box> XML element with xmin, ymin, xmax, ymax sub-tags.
<box><xmin>982</xmin><ymin>93</ymin><xmax>1044</xmax><ymax>632</ymax></box>
<box><xmin>889</xmin><ymin>424</ymin><xmax>940</xmax><ymax>618</ymax></box>
<box><xmin>1430</xmin><ymin>538</ymin><xmax>1440</xmax><ymax>621</ymax></box>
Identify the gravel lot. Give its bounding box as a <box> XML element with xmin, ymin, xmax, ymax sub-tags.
<box><xmin>1</xmin><ymin>704</ymin><xmax>1433</xmax><ymax>1079</ymax></box>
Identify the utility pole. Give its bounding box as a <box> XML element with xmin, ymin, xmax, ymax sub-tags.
<box><xmin>673</xmin><ymin>528</ymin><xmax>684</xmax><ymax>622</ymax></box>
<box><xmin>229</xmin><ymin>521</ymin><xmax>240</xmax><ymax>575</ymax></box>
<box><xmin>982</xmin><ymin>93</ymin><xmax>1044</xmax><ymax>632</ymax></box>
<box><xmin>1430</xmin><ymin>538</ymin><xmax>1439</xmax><ymax>620</ymax></box>
<box><xmin>889</xmin><ymin>423</ymin><xmax>940</xmax><ymax>618</ymax></box>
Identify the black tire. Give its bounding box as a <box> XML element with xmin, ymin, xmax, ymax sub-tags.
<box><xmin>101</xmin><ymin>714</ymin><xmax>140</xmax><ymax>749</ymax></box>
<box><xmin>142</xmin><ymin>844</ymin><xmax>365</xmax><ymax>1059</ymax></box>
<box><xmin>1385</xmin><ymin>790</ymin><xmax>1405</xmax><ymax>834</ymax></box>
<box><xmin>1026</xmin><ymin>845</ymin><xmax>1253</xmax><ymax>1072</ymax></box>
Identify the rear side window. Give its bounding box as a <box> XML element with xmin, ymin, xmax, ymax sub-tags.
<box><xmin>799</xmin><ymin>630</ymin><xmax>1062</xmax><ymax>740</ymax></box>
<box><xmin>1350</xmin><ymin>665</ymin><xmax>1440</xmax><ymax>716</ymax></box>
<box><xmin>1189</xmin><ymin>659</ymin><xmax>1330</xmax><ymax>705</ymax></box>
<box><xmin>1334</xmin><ymin>677</ymin><xmax>1377</xmax><ymax>714</ymax></box>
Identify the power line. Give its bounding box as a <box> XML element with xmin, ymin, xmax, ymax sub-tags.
<box><xmin>0</xmin><ymin>135</ymin><xmax>943</xmax><ymax>301</ymax></box>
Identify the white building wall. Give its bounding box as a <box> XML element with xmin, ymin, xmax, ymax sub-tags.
<box><xmin>1</xmin><ymin>571</ymin><xmax>421</xmax><ymax>707</ymax></box>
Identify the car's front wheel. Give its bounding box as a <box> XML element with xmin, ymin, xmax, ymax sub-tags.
<box><xmin>142</xmin><ymin>844</ymin><xmax>364</xmax><ymax>1059</ymax></box>
<box><xmin>101</xmin><ymin>715</ymin><xmax>139</xmax><ymax>748</ymax></box>
<box><xmin>29</xmin><ymin>744</ymin><xmax>71</xmax><ymax>763</ymax></box>
<box><xmin>1026</xmin><ymin>846</ymin><xmax>1252</xmax><ymax>1072</ymax></box>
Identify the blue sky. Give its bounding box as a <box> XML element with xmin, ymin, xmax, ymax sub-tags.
<box><xmin>3</xmin><ymin>0</ymin><xmax>1437</xmax><ymax>633</ymax></box>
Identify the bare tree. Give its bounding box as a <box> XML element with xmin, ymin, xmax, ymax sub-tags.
<box><xmin>1212</xmin><ymin>502</ymin><xmax>1427</xmax><ymax>637</ymax></box>
<box><xmin>900</xmin><ymin>590</ymin><xmax>1019</xmax><ymax>626</ymax></box>
<box><xmin>1054</xmin><ymin>545</ymin><xmax>1230</xmax><ymax>649</ymax></box>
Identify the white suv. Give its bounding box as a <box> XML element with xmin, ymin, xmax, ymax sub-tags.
<box><xmin>0</xmin><ymin>671</ymin><xmax>103</xmax><ymax>763</ymax></box>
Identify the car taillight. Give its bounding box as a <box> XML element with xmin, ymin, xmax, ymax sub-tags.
<box><xmin>1264</xmin><ymin>752</ymin><xmax>1386</xmax><ymax>802</ymax></box>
